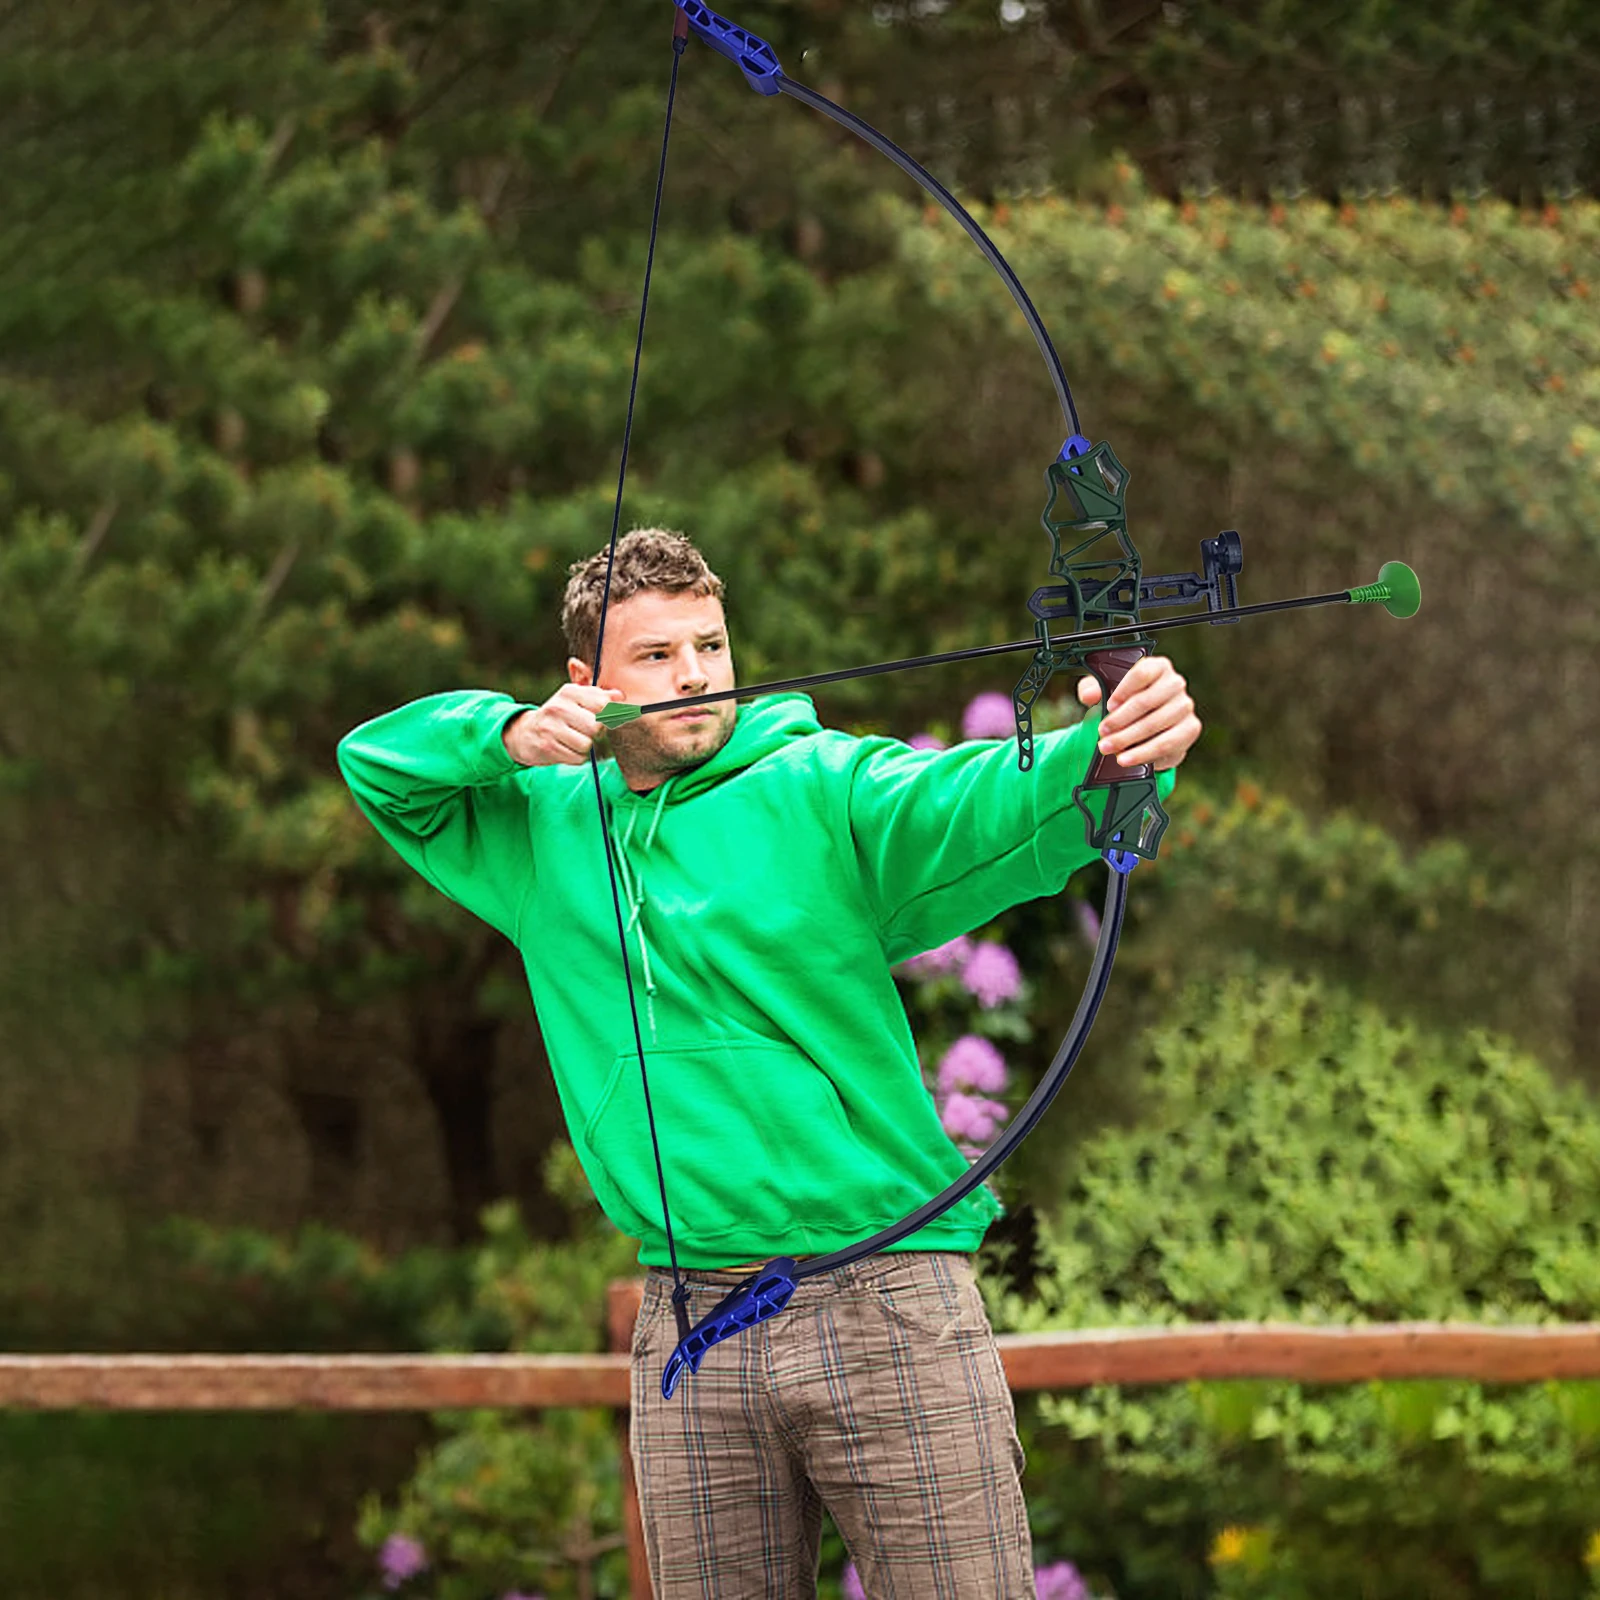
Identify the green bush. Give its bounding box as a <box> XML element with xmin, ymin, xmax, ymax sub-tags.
<box><xmin>984</xmin><ymin>966</ymin><xmax>1600</xmax><ymax>1600</ymax></box>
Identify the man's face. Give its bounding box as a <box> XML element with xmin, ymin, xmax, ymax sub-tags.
<box><xmin>570</xmin><ymin>589</ymin><xmax>738</xmax><ymax>786</ymax></box>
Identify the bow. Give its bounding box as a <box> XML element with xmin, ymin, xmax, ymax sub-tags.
<box><xmin>590</xmin><ymin>1</ymin><xmax>1421</xmax><ymax>1401</ymax></box>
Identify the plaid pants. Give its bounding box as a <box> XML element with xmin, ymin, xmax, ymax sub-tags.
<box><xmin>629</xmin><ymin>1251</ymin><xmax>1036</xmax><ymax>1600</ymax></box>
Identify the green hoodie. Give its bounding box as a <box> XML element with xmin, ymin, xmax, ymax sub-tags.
<box><xmin>337</xmin><ymin>691</ymin><xmax>1174</xmax><ymax>1269</ymax></box>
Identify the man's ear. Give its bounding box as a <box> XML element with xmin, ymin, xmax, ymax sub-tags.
<box><xmin>568</xmin><ymin>657</ymin><xmax>593</xmax><ymax>687</ymax></box>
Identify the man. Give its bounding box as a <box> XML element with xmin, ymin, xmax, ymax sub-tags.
<box><xmin>338</xmin><ymin>526</ymin><xmax>1202</xmax><ymax>1599</ymax></box>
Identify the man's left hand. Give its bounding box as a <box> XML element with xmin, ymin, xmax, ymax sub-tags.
<box><xmin>1077</xmin><ymin>655</ymin><xmax>1202</xmax><ymax>773</ymax></box>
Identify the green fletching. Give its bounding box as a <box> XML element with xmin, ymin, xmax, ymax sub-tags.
<box><xmin>1348</xmin><ymin>561</ymin><xmax>1420</xmax><ymax>619</ymax></box>
<box><xmin>596</xmin><ymin>702</ymin><xmax>644</xmax><ymax>729</ymax></box>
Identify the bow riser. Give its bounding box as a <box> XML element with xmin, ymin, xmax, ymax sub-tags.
<box><xmin>1012</xmin><ymin>440</ymin><xmax>1174</xmax><ymax>862</ymax></box>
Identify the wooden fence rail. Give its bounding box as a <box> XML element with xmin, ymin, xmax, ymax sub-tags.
<box><xmin>4</xmin><ymin>1281</ymin><xmax>1598</xmax><ymax>1599</ymax></box>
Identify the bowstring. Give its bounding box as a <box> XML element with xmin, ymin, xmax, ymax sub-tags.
<box><xmin>589</xmin><ymin>15</ymin><xmax>694</xmax><ymax>1347</ymax></box>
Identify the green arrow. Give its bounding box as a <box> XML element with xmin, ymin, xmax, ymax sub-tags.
<box><xmin>594</xmin><ymin>561</ymin><xmax>1421</xmax><ymax>728</ymax></box>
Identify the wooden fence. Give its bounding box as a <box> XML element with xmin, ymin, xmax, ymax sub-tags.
<box><xmin>4</xmin><ymin>1280</ymin><xmax>1599</xmax><ymax>1599</ymax></box>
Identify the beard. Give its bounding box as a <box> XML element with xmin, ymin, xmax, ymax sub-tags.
<box><xmin>607</xmin><ymin>703</ymin><xmax>737</xmax><ymax>783</ymax></box>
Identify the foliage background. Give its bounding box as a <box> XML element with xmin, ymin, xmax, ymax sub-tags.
<box><xmin>2</xmin><ymin>0</ymin><xmax>1598</xmax><ymax>1595</ymax></box>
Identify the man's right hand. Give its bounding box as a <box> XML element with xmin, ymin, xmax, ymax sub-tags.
<box><xmin>503</xmin><ymin>684</ymin><xmax>623</xmax><ymax>767</ymax></box>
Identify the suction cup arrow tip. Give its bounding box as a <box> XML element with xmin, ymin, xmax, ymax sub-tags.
<box><xmin>1348</xmin><ymin>561</ymin><xmax>1420</xmax><ymax>619</ymax></box>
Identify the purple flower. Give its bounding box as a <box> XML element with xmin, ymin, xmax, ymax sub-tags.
<box><xmin>941</xmin><ymin>1091</ymin><xmax>1010</xmax><ymax>1144</ymax></box>
<box><xmin>937</xmin><ymin>1034</ymin><xmax>1009</xmax><ymax>1096</ymax></box>
<box><xmin>379</xmin><ymin>1533</ymin><xmax>428</xmax><ymax>1590</ymax></box>
<box><xmin>900</xmin><ymin>934</ymin><xmax>973</xmax><ymax>979</ymax></box>
<box><xmin>842</xmin><ymin>1560</ymin><xmax>867</xmax><ymax>1600</ymax></box>
<box><xmin>501</xmin><ymin>1593</ymin><xmax>546</xmax><ymax>1600</ymax></box>
<box><xmin>1035</xmin><ymin>1561</ymin><xmax>1091</xmax><ymax>1600</ymax></box>
<box><xmin>1075</xmin><ymin>898</ymin><xmax>1101</xmax><ymax>948</ymax></box>
<box><xmin>962</xmin><ymin>691</ymin><xmax>1015</xmax><ymax>741</ymax></box>
<box><xmin>907</xmin><ymin>732</ymin><xmax>947</xmax><ymax>751</ymax></box>
<box><xmin>962</xmin><ymin>941</ymin><xmax>1022</xmax><ymax>1007</ymax></box>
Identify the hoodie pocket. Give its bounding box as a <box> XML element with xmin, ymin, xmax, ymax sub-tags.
<box><xmin>581</xmin><ymin>1040</ymin><xmax>870</xmax><ymax>1250</ymax></box>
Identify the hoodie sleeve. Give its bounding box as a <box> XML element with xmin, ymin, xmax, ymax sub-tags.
<box><xmin>336</xmin><ymin>690</ymin><xmax>538</xmax><ymax>940</ymax></box>
<box><xmin>846</xmin><ymin>712</ymin><xmax>1176</xmax><ymax>963</ymax></box>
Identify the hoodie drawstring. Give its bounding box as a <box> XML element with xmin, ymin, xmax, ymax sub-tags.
<box><xmin>611</xmin><ymin>782</ymin><xmax>672</xmax><ymax>1038</ymax></box>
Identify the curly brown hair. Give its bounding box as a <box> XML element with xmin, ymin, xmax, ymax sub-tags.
<box><xmin>561</xmin><ymin>527</ymin><xmax>726</xmax><ymax>670</ymax></box>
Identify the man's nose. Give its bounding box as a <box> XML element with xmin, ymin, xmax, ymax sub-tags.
<box><xmin>676</xmin><ymin>649</ymin><xmax>708</xmax><ymax>688</ymax></box>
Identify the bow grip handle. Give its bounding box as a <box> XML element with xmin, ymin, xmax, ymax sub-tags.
<box><xmin>1074</xmin><ymin>643</ymin><xmax>1170</xmax><ymax>864</ymax></box>
<box><xmin>1080</xmin><ymin>645</ymin><xmax>1153</xmax><ymax>790</ymax></box>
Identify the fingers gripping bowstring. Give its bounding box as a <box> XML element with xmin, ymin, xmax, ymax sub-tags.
<box><xmin>589</xmin><ymin>11</ymin><xmax>695</xmax><ymax>1348</ymax></box>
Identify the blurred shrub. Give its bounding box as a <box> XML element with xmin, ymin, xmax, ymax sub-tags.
<box><xmin>987</xmin><ymin>966</ymin><xmax>1600</xmax><ymax>1600</ymax></box>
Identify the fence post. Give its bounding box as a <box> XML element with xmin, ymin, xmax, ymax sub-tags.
<box><xmin>607</xmin><ymin>1278</ymin><xmax>650</xmax><ymax>1600</ymax></box>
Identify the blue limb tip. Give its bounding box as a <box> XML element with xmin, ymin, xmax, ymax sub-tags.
<box><xmin>661</xmin><ymin>1257</ymin><xmax>799</xmax><ymax>1399</ymax></box>
<box><xmin>1103</xmin><ymin>827</ymin><xmax>1141</xmax><ymax>876</ymax></box>
<box><xmin>1059</xmin><ymin>433</ymin><xmax>1092</xmax><ymax>462</ymax></box>
<box><xmin>675</xmin><ymin>1</ymin><xmax>784</xmax><ymax>94</ymax></box>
